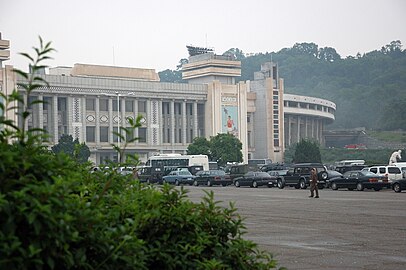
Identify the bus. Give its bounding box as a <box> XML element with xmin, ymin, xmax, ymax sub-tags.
<box><xmin>248</xmin><ymin>159</ymin><xmax>272</xmax><ymax>168</ymax></box>
<box><xmin>145</xmin><ymin>154</ymin><xmax>209</xmax><ymax>176</ymax></box>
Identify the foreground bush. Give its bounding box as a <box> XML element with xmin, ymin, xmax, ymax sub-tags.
<box><xmin>0</xmin><ymin>37</ymin><xmax>282</xmax><ymax>269</ymax></box>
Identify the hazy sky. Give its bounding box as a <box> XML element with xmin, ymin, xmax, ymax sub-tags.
<box><xmin>1</xmin><ymin>0</ymin><xmax>405</xmax><ymax>72</ymax></box>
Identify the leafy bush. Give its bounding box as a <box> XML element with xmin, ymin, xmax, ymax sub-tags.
<box><xmin>0</xmin><ymin>38</ymin><xmax>282</xmax><ymax>269</ymax></box>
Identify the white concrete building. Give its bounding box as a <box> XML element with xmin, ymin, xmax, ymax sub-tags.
<box><xmin>0</xmin><ymin>38</ymin><xmax>336</xmax><ymax>165</ymax></box>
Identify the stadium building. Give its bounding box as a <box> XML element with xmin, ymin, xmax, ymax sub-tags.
<box><xmin>0</xmin><ymin>34</ymin><xmax>336</xmax><ymax>164</ymax></box>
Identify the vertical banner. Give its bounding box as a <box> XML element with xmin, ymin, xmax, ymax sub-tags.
<box><xmin>222</xmin><ymin>105</ymin><xmax>238</xmax><ymax>137</ymax></box>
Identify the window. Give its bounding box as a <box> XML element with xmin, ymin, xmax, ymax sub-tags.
<box><xmin>125</xmin><ymin>100</ymin><xmax>134</xmax><ymax>112</ymax></box>
<box><xmin>138</xmin><ymin>101</ymin><xmax>146</xmax><ymax>113</ymax></box>
<box><xmin>100</xmin><ymin>127</ymin><xmax>109</xmax><ymax>142</ymax></box>
<box><xmin>126</xmin><ymin>128</ymin><xmax>134</xmax><ymax>141</ymax></box>
<box><xmin>112</xmin><ymin>100</ymin><xmax>121</xmax><ymax>111</ymax></box>
<box><xmin>58</xmin><ymin>97</ymin><xmax>67</xmax><ymax>111</ymax></box>
<box><xmin>113</xmin><ymin>127</ymin><xmax>118</xmax><ymax>142</ymax></box>
<box><xmin>138</xmin><ymin>127</ymin><xmax>147</xmax><ymax>143</ymax></box>
<box><xmin>100</xmin><ymin>99</ymin><xmax>108</xmax><ymax>111</ymax></box>
<box><xmin>86</xmin><ymin>98</ymin><xmax>95</xmax><ymax>111</ymax></box>
<box><xmin>43</xmin><ymin>97</ymin><xmax>52</xmax><ymax>110</ymax></box>
<box><xmin>86</xmin><ymin>126</ymin><xmax>95</xmax><ymax>142</ymax></box>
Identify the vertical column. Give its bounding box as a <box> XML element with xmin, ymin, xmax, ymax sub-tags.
<box><xmin>182</xmin><ymin>101</ymin><xmax>187</xmax><ymax>145</ymax></box>
<box><xmin>108</xmin><ymin>98</ymin><xmax>113</xmax><ymax>143</ymax></box>
<box><xmin>319</xmin><ymin>120</ymin><xmax>323</xmax><ymax>145</ymax></box>
<box><xmin>133</xmin><ymin>99</ymin><xmax>139</xmax><ymax>144</ymax></box>
<box><xmin>53</xmin><ymin>96</ymin><xmax>58</xmax><ymax>143</ymax></box>
<box><xmin>95</xmin><ymin>97</ymin><xmax>100</xmax><ymax>145</ymax></box>
<box><xmin>23</xmin><ymin>93</ymin><xmax>29</xmax><ymax>129</ymax></box>
<box><xmin>121</xmin><ymin>97</ymin><xmax>126</xmax><ymax>133</ymax></box>
<box><xmin>286</xmin><ymin>115</ymin><xmax>292</xmax><ymax>146</ymax></box>
<box><xmin>146</xmin><ymin>99</ymin><xmax>151</xmax><ymax>145</ymax></box>
<box><xmin>67</xmin><ymin>96</ymin><xmax>73</xmax><ymax>135</ymax></box>
<box><xmin>170</xmin><ymin>100</ymin><xmax>175</xmax><ymax>144</ymax></box>
<box><xmin>305</xmin><ymin>117</ymin><xmax>308</xmax><ymax>138</ymax></box>
<box><xmin>158</xmin><ymin>99</ymin><xmax>163</xmax><ymax>145</ymax></box>
<box><xmin>38</xmin><ymin>95</ymin><xmax>44</xmax><ymax>130</ymax></box>
<box><xmin>297</xmin><ymin>115</ymin><xmax>300</xmax><ymax>143</ymax></box>
<box><xmin>193</xmin><ymin>102</ymin><xmax>198</xmax><ymax>138</ymax></box>
<box><xmin>81</xmin><ymin>97</ymin><xmax>86</xmax><ymax>142</ymax></box>
<box><xmin>311</xmin><ymin>118</ymin><xmax>315</xmax><ymax>138</ymax></box>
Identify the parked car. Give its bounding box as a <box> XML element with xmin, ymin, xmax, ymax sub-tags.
<box><xmin>194</xmin><ymin>170</ymin><xmax>232</xmax><ymax>186</ymax></box>
<box><xmin>267</xmin><ymin>170</ymin><xmax>289</xmax><ymax>189</ymax></box>
<box><xmin>335</xmin><ymin>164</ymin><xmax>367</xmax><ymax>174</ymax></box>
<box><xmin>393</xmin><ymin>162</ymin><xmax>406</xmax><ymax>179</ymax></box>
<box><xmin>329</xmin><ymin>170</ymin><xmax>390</xmax><ymax>191</ymax></box>
<box><xmin>117</xmin><ymin>166</ymin><xmax>135</xmax><ymax>176</ymax></box>
<box><xmin>362</xmin><ymin>165</ymin><xmax>403</xmax><ymax>184</ymax></box>
<box><xmin>162</xmin><ymin>170</ymin><xmax>196</xmax><ymax>186</ymax></box>
<box><xmin>233</xmin><ymin>171</ymin><xmax>276</xmax><ymax>188</ymax></box>
<box><xmin>138</xmin><ymin>166</ymin><xmax>164</xmax><ymax>184</ymax></box>
<box><xmin>325</xmin><ymin>170</ymin><xmax>343</xmax><ymax>188</ymax></box>
<box><xmin>279</xmin><ymin>163</ymin><xmax>328</xmax><ymax>189</ymax></box>
<box><xmin>392</xmin><ymin>179</ymin><xmax>406</xmax><ymax>193</ymax></box>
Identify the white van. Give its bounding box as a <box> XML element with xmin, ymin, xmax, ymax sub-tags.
<box><xmin>362</xmin><ymin>165</ymin><xmax>403</xmax><ymax>181</ymax></box>
<box><xmin>393</xmin><ymin>162</ymin><xmax>406</xmax><ymax>179</ymax></box>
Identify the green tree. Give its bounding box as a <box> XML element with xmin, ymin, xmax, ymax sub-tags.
<box><xmin>158</xmin><ymin>69</ymin><xmax>183</xmax><ymax>83</ymax></box>
<box><xmin>187</xmin><ymin>137</ymin><xmax>211</xmax><ymax>158</ymax></box>
<box><xmin>292</xmin><ymin>139</ymin><xmax>322</xmax><ymax>163</ymax></box>
<box><xmin>222</xmin><ymin>48</ymin><xmax>246</xmax><ymax>60</ymax></box>
<box><xmin>210</xmin><ymin>133</ymin><xmax>243</xmax><ymax>167</ymax></box>
<box><xmin>51</xmin><ymin>134</ymin><xmax>90</xmax><ymax>163</ymax></box>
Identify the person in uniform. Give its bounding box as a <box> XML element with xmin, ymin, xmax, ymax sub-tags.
<box><xmin>309</xmin><ymin>168</ymin><xmax>319</xmax><ymax>198</ymax></box>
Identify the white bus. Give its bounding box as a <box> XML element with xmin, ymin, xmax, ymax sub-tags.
<box><xmin>146</xmin><ymin>154</ymin><xmax>209</xmax><ymax>175</ymax></box>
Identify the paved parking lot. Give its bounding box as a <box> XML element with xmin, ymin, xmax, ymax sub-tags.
<box><xmin>183</xmin><ymin>186</ymin><xmax>406</xmax><ymax>270</ymax></box>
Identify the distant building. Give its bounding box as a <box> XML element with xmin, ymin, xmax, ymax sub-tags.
<box><xmin>0</xmin><ymin>40</ymin><xmax>336</xmax><ymax>164</ymax></box>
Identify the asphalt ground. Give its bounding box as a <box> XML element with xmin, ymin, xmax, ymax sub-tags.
<box><xmin>182</xmin><ymin>185</ymin><xmax>406</xmax><ymax>270</ymax></box>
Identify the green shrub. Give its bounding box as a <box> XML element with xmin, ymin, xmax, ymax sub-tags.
<box><xmin>0</xmin><ymin>37</ymin><xmax>282</xmax><ymax>269</ymax></box>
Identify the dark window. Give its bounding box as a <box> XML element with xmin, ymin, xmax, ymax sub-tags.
<box><xmin>100</xmin><ymin>126</ymin><xmax>109</xmax><ymax>142</ymax></box>
<box><xmin>100</xmin><ymin>99</ymin><xmax>108</xmax><ymax>111</ymax></box>
<box><xmin>86</xmin><ymin>98</ymin><xmax>95</xmax><ymax>111</ymax></box>
<box><xmin>86</xmin><ymin>126</ymin><xmax>95</xmax><ymax>142</ymax></box>
<box><xmin>58</xmin><ymin>97</ymin><xmax>67</xmax><ymax>111</ymax></box>
<box><xmin>112</xmin><ymin>99</ymin><xmax>121</xmax><ymax>111</ymax></box>
<box><xmin>138</xmin><ymin>127</ymin><xmax>147</xmax><ymax>143</ymax></box>
<box><xmin>125</xmin><ymin>100</ymin><xmax>134</xmax><ymax>112</ymax></box>
<box><xmin>388</xmin><ymin>167</ymin><xmax>401</xmax><ymax>174</ymax></box>
<box><xmin>138</xmin><ymin>101</ymin><xmax>146</xmax><ymax>113</ymax></box>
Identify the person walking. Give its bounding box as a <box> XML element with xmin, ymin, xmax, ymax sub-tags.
<box><xmin>309</xmin><ymin>168</ymin><xmax>319</xmax><ymax>198</ymax></box>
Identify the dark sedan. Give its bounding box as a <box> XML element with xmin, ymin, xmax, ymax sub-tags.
<box><xmin>233</xmin><ymin>171</ymin><xmax>276</xmax><ymax>188</ymax></box>
<box><xmin>193</xmin><ymin>170</ymin><xmax>232</xmax><ymax>186</ymax></box>
<box><xmin>329</xmin><ymin>170</ymin><xmax>389</xmax><ymax>191</ymax></box>
<box><xmin>392</xmin><ymin>179</ymin><xmax>406</xmax><ymax>193</ymax></box>
<box><xmin>162</xmin><ymin>170</ymin><xmax>196</xmax><ymax>186</ymax></box>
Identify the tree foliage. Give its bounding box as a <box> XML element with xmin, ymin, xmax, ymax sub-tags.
<box><xmin>292</xmin><ymin>139</ymin><xmax>322</xmax><ymax>163</ymax></box>
<box><xmin>186</xmin><ymin>137</ymin><xmax>211</xmax><ymax>158</ymax></box>
<box><xmin>210</xmin><ymin>133</ymin><xmax>243</xmax><ymax>166</ymax></box>
<box><xmin>51</xmin><ymin>134</ymin><xmax>90</xmax><ymax>163</ymax></box>
<box><xmin>187</xmin><ymin>134</ymin><xmax>243</xmax><ymax>167</ymax></box>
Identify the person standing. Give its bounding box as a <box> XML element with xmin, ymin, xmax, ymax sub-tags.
<box><xmin>309</xmin><ymin>168</ymin><xmax>319</xmax><ymax>198</ymax></box>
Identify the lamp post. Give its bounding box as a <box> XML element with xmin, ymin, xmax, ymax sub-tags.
<box><xmin>101</xmin><ymin>92</ymin><xmax>135</xmax><ymax>163</ymax></box>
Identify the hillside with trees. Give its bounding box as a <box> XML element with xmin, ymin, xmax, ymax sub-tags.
<box><xmin>160</xmin><ymin>41</ymin><xmax>406</xmax><ymax>131</ymax></box>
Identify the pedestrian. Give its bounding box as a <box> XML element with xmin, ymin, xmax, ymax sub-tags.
<box><xmin>309</xmin><ymin>167</ymin><xmax>319</xmax><ymax>198</ymax></box>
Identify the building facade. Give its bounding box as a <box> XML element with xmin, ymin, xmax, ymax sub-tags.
<box><xmin>0</xmin><ymin>37</ymin><xmax>336</xmax><ymax>165</ymax></box>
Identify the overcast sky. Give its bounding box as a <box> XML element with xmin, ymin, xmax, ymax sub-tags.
<box><xmin>1</xmin><ymin>0</ymin><xmax>405</xmax><ymax>72</ymax></box>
